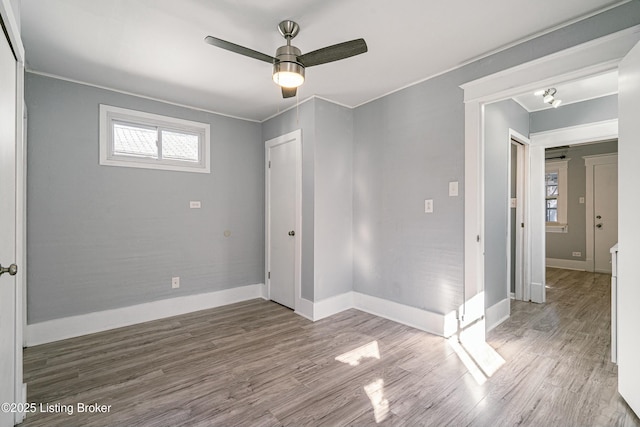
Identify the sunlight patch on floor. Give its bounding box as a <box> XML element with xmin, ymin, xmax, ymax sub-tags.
<box><xmin>448</xmin><ymin>308</ymin><xmax>506</xmax><ymax>385</ymax></box>
<box><xmin>335</xmin><ymin>340</ymin><xmax>380</xmax><ymax>366</ymax></box>
<box><xmin>364</xmin><ymin>379</ymin><xmax>390</xmax><ymax>423</ymax></box>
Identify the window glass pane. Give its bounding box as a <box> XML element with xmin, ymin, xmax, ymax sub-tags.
<box><xmin>161</xmin><ymin>130</ymin><xmax>199</xmax><ymax>162</ymax></box>
<box><xmin>546</xmin><ymin>185</ymin><xmax>558</xmax><ymax>197</ymax></box>
<box><xmin>113</xmin><ymin>122</ymin><xmax>158</xmax><ymax>159</ymax></box>
<box><xmin>547</xmin><ymin>199</ymin><xmax>557</xmax><ymax>209</ymax></box>
<box><xmin>545</xmin><ymin>172</ymin><xmax>558</xmax><ymax>186</ymax></box>
<box><xmin>546</xmin><ymin>209</ymin><xmax>557</xmax><ymax>222</ymax></box>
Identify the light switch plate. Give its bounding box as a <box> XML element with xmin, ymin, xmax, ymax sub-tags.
<box><xmin>579</xmin><ymin>197</ymin><xmax>585</xmax><ymax>204</ymax></box>
<box><xmin>510</xmin><ymin>198</ymin><xmax>517</xmax><ymax>208</ymax></box>
<box><xmin>190</xmin><ymin>201</ymin><xmax>201</xmax><ymax>209</ymax></box>
<box><xmin>449</xmin><ymin>181</ymin><xmax>459</xmax><ymax>197</ymax></box>
<box><xmin>425</xmin><ymin>199</ymin><xmax>433</xmax><ymax>213</ymax></box>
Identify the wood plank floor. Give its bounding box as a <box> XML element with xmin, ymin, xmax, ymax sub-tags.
<box><xmin>22</xmin><ymin>268</ymin><xmax>640</xmax><ymax>426</ymax></box>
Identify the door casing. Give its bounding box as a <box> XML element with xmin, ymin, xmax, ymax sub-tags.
<box><xmin>265</xmin><ymin>129</ymin><xmax>302</xmax><ymax>312</ymax></box>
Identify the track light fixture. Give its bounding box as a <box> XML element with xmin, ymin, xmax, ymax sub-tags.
<box><xmin>539</xmin><ymin>88</ymin><xmax>562</xmax><ymax>108</ymax></box>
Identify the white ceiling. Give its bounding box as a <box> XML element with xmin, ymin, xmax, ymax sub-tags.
<box><xmin>512</xmin><ymin>70</ymin><xmax>619</xmax><ymax>112</ymax></box>
<box><xmin>20</xmin><ymin>0</ymin><xmax>628</xmax><ymax>121</ymax></box>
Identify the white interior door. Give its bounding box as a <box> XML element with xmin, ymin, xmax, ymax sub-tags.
<box><xmin>510</xmin><ymin>140</ymin><xmax>526</xmax><ymax>301</ymax></box>
<box><xmin>266</xmin><ymin>130</ymin><xmax>301</xmax><ymax>310</ymax></box>
<box><xmin>593</xmin><ymin>162</ymin><xmax>618</xmax><ymax>273</ymax></box>
<box><xmin>0</xmin><ymin>28</ymin><xmax>18</xmax><ymax>427</ymax></box>
<box><xmin>618</xmin><ymin>39</ymin><xmax>640</xmax><ymax>417</ymax></box>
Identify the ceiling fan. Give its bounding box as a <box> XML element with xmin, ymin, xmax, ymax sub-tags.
<box><xmin>205</xmin><ymin>20</ymin><xmax>368</xmax><ymax>98</ymax></box>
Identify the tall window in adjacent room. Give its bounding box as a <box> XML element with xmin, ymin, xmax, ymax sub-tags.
<box><xmin>545</xmin><ymin>159</ymin><xmax>569</xmax><ymax>232</ymax></box>
<box><xmin>99</xmin><ymin>105</ymin><xmax>210</xmax><ymax>173</ymax></box>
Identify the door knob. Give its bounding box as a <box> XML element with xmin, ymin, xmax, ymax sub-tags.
<box><xmin>596</xmin><ymin>223</ymin><xmax>603</xmax><ymax>229</ymax></box>
<box><xmin>288</xmin><ymin>230</ymin><xmax>295</xmax><ymax>236</ymax></box>
<box><xmin>596</xmin><ymin>215</ymin><xmax>602</xmax><ymax>219</ymax></box>
<box><xmin>0</xmin><ymin>263</ymin><xmax>18</xmax><ymax>277</ymax></box>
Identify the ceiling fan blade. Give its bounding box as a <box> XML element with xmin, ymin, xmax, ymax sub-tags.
<box><xmin>298</xmin><ymin>38</ymin><xmax>367</xmax><ymax>67</ymax></box>
<box><xmin>204</xmin><ymin>36</ymin><xmax>276</xmax><ymax>64</ymax></box>
<box><xmin>282</xmin><ymin>87</ymin><xmax>297</xmax><ymax>98</ymax></box>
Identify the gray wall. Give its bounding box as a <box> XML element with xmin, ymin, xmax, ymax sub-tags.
<box><xmin>25</xmin><ymin>1</ymin><xmax>640</xmax><ymax>323</ymax></box>
<box><xmin>484</xmin><ymin>100</ymin><xmax>529</xmax><ymax>307</ymax></box>
<box><xmin>353</xmin><ymin>75</ymin><xmax>465</xmax><ymax>314</ymax></box>
<box><xmin>545</xmin><ymin>141</ymin><xmax>618</xmax><ymax>261</ymax></box>
<box><xmin>351</xmin><ymin>2</ymin><xmax>640</xmax><ymax>315</ymax></box>
<box><xmin>262</xmin><ymin>98</ymin><xmax>353</xmax><ymax>301</ymax></box>
<box><xmin>314</xmin><ymin>100</ymin><xmax>353</xmax><ymax>300</ymax></box>
<box><xmin>26</xmin><ymin>73</ymin><xmax>264</xmax><ymax>323</ymax></box>
<box><xmin>531</xmin><ymin>94</ymin><xmax>618</xmax><ymax>133</ymax></box>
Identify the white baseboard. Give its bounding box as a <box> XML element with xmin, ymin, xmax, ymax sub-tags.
<box><xmin>294</xmin><ymin>297</ymin><xmax>314</xmax><ymax>321</ymax></box>
<box><xmin>531</xmin><ymin>282</ymin><xmax>545</xmax><ymax>303</ymax></box>
<box><xmin>26</xmin><ymin>284</ymin><xmax>265</xmax><ymax>346</ymax></box>
<box><xmin>29</xmin><ymin>285</ymin><xmax>458</xmax><ymax>346</ymax></box>
<box><xmin>546</xmin><ymin>258</ymin><xmax>587</xmax><ymax>271</ymax></box>
<box><xmin>485</xmin><ymin>298</ymin><xmax>510</xmax><ymax>332</ymax></box>
<box><xmin>313</xmin><ymin>292</ymin><xmax>354</xmax><ymax>321</ymax></box>
<box><xmin>352</xmin><ymin>292</ymin><xmax>456</xmax><ymax>337</ymax></box>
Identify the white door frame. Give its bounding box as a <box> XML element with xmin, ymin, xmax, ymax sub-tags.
<box><xmin>530</xmin><ymin>121</ymin><xmax>619</xmax><ymax>277</ymax></box>
<box><xmin>0</xmin><ymin>1</ymin><xmax>26</xmax><ymax>424</ymax></box>
<box><xmin>584</xmin><ymin>153</ymin><xmax>618</xmax><ymax>272</ymax></box>
<box><xmin>462</xmin><ymin>25</ymin><xmax>640</xmax><ymax>316</ymax></box>
<box><xmin>508</xmin><ymin>131</ymin><xmax>530</xmax><ymax>302</ymax></box>
<box><xmin>265</xmin><ymin>129</ymin><xmax>303</xmax><ymax>313</ymax></box>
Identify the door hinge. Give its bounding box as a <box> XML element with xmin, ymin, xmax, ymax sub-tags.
<box><xmin>476</xmin><ymin>235</ymin><xmax>480</xmax><ymax>242</ymax></box>
<box><xmin>268</xmin><ymin>161</ymin><xmax>271</xmax><ymax>168</ymax></box>
<box><xmin>521</xmin><ymin>222</ymin><xmax>525</xmax><ymax>228</ymax></box>
<box><xmin>268</xmin><ymin>271</ymin><xmax>270</xmax><ymax>279</ymax></box>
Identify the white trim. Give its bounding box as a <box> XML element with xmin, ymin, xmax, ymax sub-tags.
<box><xmin>294</xmin><ymin>298</ymin><xmax>314</xmax><ymax>321</ymax></box>
<box><xmin>508</xmin><ymin>131</ymin><xmax>530</xmax><ymax>303</ymax></box>
<box><xmin>26</xmin><ymin>284</ymin><xmax>266</xmax><ymax>346</ymax></box>
<box><xmin>584</xmin><ymin>153</ymin><xmax>618</xmax><ymax>273</ymax></box>
<box><xmin>265</xmin><ymin>130</ymin><xmax>303</xmax><ymax>313</ymax></box>
<box><xmin>99</xmin><ymin>104</ymin><xmax>211</xmax><ymax>174</ymax></box>
<box><xmin>313</xmin><ymin>292</ymin><xmax>354</xmax><ymax>321</ymax></box>
<box><xmin>485</xmin><ymin>298</ymin><xmax>510</xmax><ymax>332</ymax></box>
<box><xmin>530</xmin><ymin>119</ymin><xmax>618</xmax><ymax>147</ymax></box>
<box><xmin>546</xmin><ymin>258</ymin><xmax>588</xmax><ymax>270</ymax></box>
<box><xmin>26</xmin><ymin>70</ymin><xmax>260</xmax><ymax>123</ymax></box>
<box><xmin>461</xmin><ymin>25</ymin><xmax>640</xmax><ymax>102</ymax></box>
<box><xmin>0</xmin><ymin>0</ymin><xmax>25</xmax><ymax>63</ymax></box>
<box><xmin>530</xmin><ymin>282</ymin><xmax>545</xmax><ymax>303</ymax></box>
<box><xmin>353</xmin><ymin>292</ymin><xmax>458</xmax><ymax>338</ymax></box>
<box><xmin>463</xmin><ymin>28</ymin><xmax>639</xmax><ymax>310</ymax></box>
<box><xmin>14</xmin><ymin>62</ymin><xmax>26</xmax><ymax>425</ymax></box>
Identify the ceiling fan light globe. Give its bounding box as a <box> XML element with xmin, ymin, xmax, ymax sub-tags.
<box><xmin>273</xmin><ymin>61</ymin><xmax>305</xmax><ymax>88</ymax></box>
<box><xmin>552</xmin><ymin>99</ymin><xmax>562</xmax><ymax>108</ymax></box>
<box><xmin>273</xmin><ymin>71</ymin><xmax>304</xmax><ymax>88</ymax></box>
<box><xmin>543</xmin><ymin>94</ymin><xmax>554</xmax><ymax>103</ymax></box>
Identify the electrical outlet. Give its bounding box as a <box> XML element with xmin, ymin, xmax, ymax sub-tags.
<box><xmin>190</xmin><ymin>201</ymin><xmax>201</xmax><ymax>209</ymax></box>
<box><xmin>424</xmin><ymin>199</ymin><xmax>433</xmax><ymax>213</ymax></box>
<box><xmin>172</xmin><ymin>277</ymin><xmax>180</xmax><ymax>289</ymax></box>
<box><xmin>572</xmin><ymin>252</ymin><xmax>581</xmax><ymax>257</ymax></box>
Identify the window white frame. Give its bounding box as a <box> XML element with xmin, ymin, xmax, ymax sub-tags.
<box><xmin>545</xmin><ymin>159</ymin><xmax>569</xmax><ymax>233</ymax></box>
<box><xmin>99</xmin><ymin>104</ymin><xmax>210</xmax><ymax>173</ymax></box>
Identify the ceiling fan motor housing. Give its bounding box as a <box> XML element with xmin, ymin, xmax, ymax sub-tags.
<box><xmin>273</xmin><ymin>45</ymin><xmax>305</xmax><ymax>87</ymax></box>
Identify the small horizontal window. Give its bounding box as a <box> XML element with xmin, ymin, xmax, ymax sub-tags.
<box><xmin>100</xmin><ymin>105</ymin><xmax>210</xmax><ymax>173</ymax></box>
